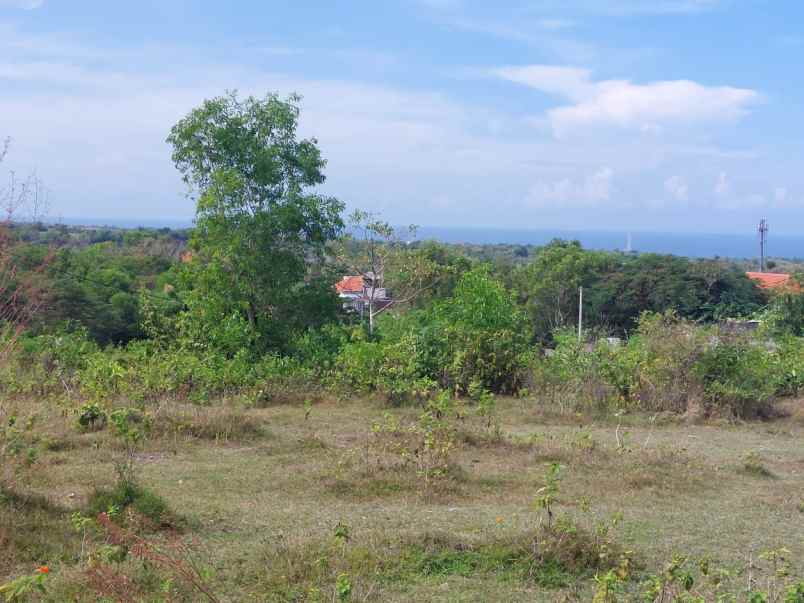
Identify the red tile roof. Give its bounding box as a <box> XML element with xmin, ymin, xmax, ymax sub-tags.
<box><xmin>746</xmin><ymin>272</ymin><xmax>797</xmax><ymax>291</ymax></box>
<box><xmin>335</xmin><ymin>275</ymin><xmax>364</xmax><ymax>294</ymax></box>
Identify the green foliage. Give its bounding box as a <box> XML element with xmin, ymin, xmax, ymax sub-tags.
<box><xmin>694</xmin><ymin>336</ymin><xmax>777</xmax><ymax>417</ymax></box>
<box><xmin>333</xmin><ymin>266</ymin><xmax>530</xmax><ymax>399</ymax></box>
<box><xmin>43</xmin><ymin>244</ymin><xmax>176</xmax><ymax>345</ymax></box>
<box><xmin>513</xmin><ymin>240</ymin><xmax>766</xmax><ymax>344</ymax></box>
<box><xmin>515</xmin><ymin>239</ymin><xmax>614</xmax><ymax>342</ymax></box>
<box><xmin>534</xmin><ymin>462</ymin><xmax>562</xmax><ymax>526</ymax></box>
<box><xmin>167</xmin><ymin>91</ymin><xmax>345</xmax><ymax>353</ymax></box>
<box><xmin>77</xmin><ymin>403</ymin><xmax>106</xmax><ymax>431</ymax></box>
<box><xmin>87</xmin><ymin>473</ymin><xmax>170</xmax><ymax>527</ymax></box>
<box><xmin>533</xmin><ymin>311</ymin><xmax>793</xmax><ymax>418</ymax></box>
<box><xmin>0</xmin><ymin>568</ymin><xmax>48</xmax><ymax>602</ymax></box>
<box><xmin>759</xmin><ymin>283</ymin><xmax>804</xmax><ymax>337</ymax></box>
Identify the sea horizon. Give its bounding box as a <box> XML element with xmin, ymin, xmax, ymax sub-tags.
<box><xmin>41</xmin><ymin>217</ymin><xmax>801</xmax><ymax>261</ymax></box>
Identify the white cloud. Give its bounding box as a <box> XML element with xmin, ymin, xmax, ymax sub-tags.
<box><xmin>0</xmin><ymin>18</ymin><xmax>788</xmax><ymax>231</ymax></box>
<box><xmin>664</xmin><ymin>175</ymin><xmax>688</xmax><ymax>201</ymax></box>
<box><xmin>587</xmin><ymin>167</ymin><xmax>613</xmax><ymax>201</ymax></box>
<box><xmin>715</xmin><ymin>171</ymin><xmax>729</xmax><ymax>196</ymax></box>
<box><xmin>495</xmin><ymin>65</ymin><xmax>759</xmax><ymax>137</ymax></box>
<box><xmin>774</xmin><ymin>187</ymin><xmax>788</xmax><ymax>203</ymax></box>
<box><xmin>528</xmin><ymin>166</ymin><xmax>614</xmax><ymax>207</ymax></box>
<box><xmin>495</xmin><ymin>65</ymin><xmax>592</xmax><ymax>100</ymax></box>
<box><xmin>0</xmin><ymin>0</ymin><xmax>43</xmax><ymax>8</ymax></box>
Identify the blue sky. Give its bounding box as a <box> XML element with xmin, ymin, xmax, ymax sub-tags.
<box><xmin>1</xmin><ymin>0</ymin><xmax>803</xmax><ymax>233</ymax></box>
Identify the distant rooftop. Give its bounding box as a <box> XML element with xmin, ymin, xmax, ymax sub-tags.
<box><xmin>746</xmin><ymin>272</ymin><xmax>797</xmax><ymax>290</ymax></box>
<box><xmin>335</xmin><ymin>275</ymin><xmax>364</xmax><ymax>294</ymax></box>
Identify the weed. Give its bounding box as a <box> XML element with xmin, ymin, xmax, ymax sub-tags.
<box><xmin>534</xmin><ymin>462</ymin><xmax>562</xmax><ymax>527</ymax></box>
<box><xmin>76</xmin><ymin>403</ymin><xmax>107</xmax><ymax>432</ymax></box>
<box><xmin>87</xmin><ymin>475</ymin><xmax>172</xmax><ymax>528</ymax></box>
<box><xmin>741</xmin><ymin>451</ymin><xmax>776</xmax><ymax>479</ymax></box>
<box><xmin>0</xmin><ymin>566</ymin><xmax>49</xmax><ymax>602</ymax></box>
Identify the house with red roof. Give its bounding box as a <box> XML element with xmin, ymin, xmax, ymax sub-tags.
<box><xmin>746</xmin><ymin>272</ymin><xmax>800</xmax><ymax>292</ymax></box>
<box><xmin>335</xmin><ymin>274</ymin><xmax>392</xmax><ymax>313</ymax></box>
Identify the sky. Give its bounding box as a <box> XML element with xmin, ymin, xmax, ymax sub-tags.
<box><xmin>1</xmin><ymin>0</ymin><xmax>803</xmax><ymax>234</ymax></box>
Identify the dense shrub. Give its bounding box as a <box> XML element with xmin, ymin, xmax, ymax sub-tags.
<box><xmin>333</xmin><ymin>267</ymin><xmax>531</xmax><ymax>400</ymax></box>
<box><xmin>1</xmin><ymin>329</ymin><xmax>314</xmax><ymax>404</ymax></box>
<box><xmin>695</xmin><ymin>336</ymin><xmax>778</xmax><ymax>418</ymax></box>
<box><xmin>532</xmin><ymin>312</ymin><xmax>792</xmax><ymax>418</ymax></box>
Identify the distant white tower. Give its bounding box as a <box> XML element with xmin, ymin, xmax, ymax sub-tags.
<box><xmin>625</xmin><ymin>232</ymin><xmax>632</xmax><ymax>253</ymax></box>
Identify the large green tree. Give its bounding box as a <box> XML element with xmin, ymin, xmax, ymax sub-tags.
<box><xmin>167</xmin><ymin>92</ymin><xmax>344</xmax><ymax>352</ymax></box>
<box><xmin>513</xmin><ymin>239</ymin><xmax>614</xmax><ymax>342</ymax></box>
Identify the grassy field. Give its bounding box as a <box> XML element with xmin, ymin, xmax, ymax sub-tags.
<box><xmin>2</xmin><ymin>396</ymin><xmax>803</xmax><ymax>601</ymax></box>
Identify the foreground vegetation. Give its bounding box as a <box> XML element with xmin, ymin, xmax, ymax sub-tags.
<box><xmin>3</xmin><ymin>92</ymin><xmax>804</xmax><ymax>600</ymax></box>
<box><xmin>2</xmin><ymin>395</ymin><xmax>803</xmax><ymax>601</ymax></box>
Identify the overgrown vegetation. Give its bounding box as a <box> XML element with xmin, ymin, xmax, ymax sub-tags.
<box><xmin>2</xmin><ymin>95</ymin><xmax>803</xmax><ymax>600</ymax></box>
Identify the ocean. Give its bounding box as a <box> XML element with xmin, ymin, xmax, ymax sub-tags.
<box><xmin>52</xmin><ymin>218</ymin><xmax>801</xmax><ymax>260</ymax></box>
<box><xmin>415</xmin><ymin>227</ymin><xmax>802</xmax><ymax>261</ymax></box>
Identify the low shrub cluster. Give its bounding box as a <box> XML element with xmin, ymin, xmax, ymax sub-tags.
<box><xmin>531</xmin><ymin>312</ymin><xmax>802</xmax><ymax>418</ymax></box>
<box><xmin>0</xmin><ymin>328</ymin><xmax>314</xmax><ymax>404</ymax></box>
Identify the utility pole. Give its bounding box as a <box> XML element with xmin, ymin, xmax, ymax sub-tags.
<box><xmin>758</xmin><ymin>218</ymin><xmax>768</xmax><ymax>272</ymax></box>
<box><xmin>578</xmin><ymin>286</ymin><xmax>583</xmax><ymax>342</ymax></box>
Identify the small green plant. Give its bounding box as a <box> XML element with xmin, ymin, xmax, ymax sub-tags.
<box><xmin>593</xmin><ymin>569</ymin><xmax>624</xmax><ymax>602</ymax></box>
<box><xmin>77</xmin><ymin>402</ymin><xmax>107</xmax><ymax>431</ymax></box>
<box><xmin>741</xmin><ymin>451</ymin><xmax>775</xmax><ymax>479</ymax></box>
<box><xmin>473</xmin><ymin>385</ymin><xmax>500</xmax><ymax>437</ymax></box>
<box><xmin>71</xmin><ymin>511</ymin><xmax>95</xmax><ymax>561</ymax></box>
<box><xmin>785</xmin><ymin>581</ymin><xmax>804</xmax><ymax>602</ymax></box>
<box><xmin>0</xmin><ymin>566</ymin><xmax>49</xmax><ymax>602</ymax></box>
<box><xmin>87</xmin><ymin>466</ymin><xmax>170</xmax><ymax>526</ymax></box>
<box><xmin>333</xmin><ymin>521</ymin><xmax>351</xmax><ymax>545</ymax></box>
<box><xmin>534</xmin><ymin>462</ymin><xmax>562</xmax><ymax>527</ymax></box>
<box><xmin>335</xmin><ymin>573</ymin><xmax>352</xmax><ymax>602</ymax></box>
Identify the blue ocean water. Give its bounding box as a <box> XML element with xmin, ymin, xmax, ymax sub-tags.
<box><xmin>415</xmin><ymin>226</ymin><xmax>802</xmax><ymax>261</ymax></box>
<box><xmin>53</xmin><ymin>218</ymin><xmax>801</xmax><ymax>260</ymax></box>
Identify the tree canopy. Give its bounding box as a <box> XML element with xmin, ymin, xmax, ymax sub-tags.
<box><xmin>167</xmin><ymin>92</ymin><xmax>344</xmax><ymax>352</ymax></box>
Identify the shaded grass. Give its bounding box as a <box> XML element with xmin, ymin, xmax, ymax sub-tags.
<box><xmin>0</xmin><ymin>488</ymin><xmax>78</xmax><ymax>579</ymax></box>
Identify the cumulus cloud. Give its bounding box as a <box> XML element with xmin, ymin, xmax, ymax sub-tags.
<box><xmin>664</xmin><ymin>175</ymin><xmax>689</xmax><ymax>201</ymax></box>
<box><xmin>494</xmin><ymin>65</ymin><xmax>759</xmax><ymax>137</ymax></box>
<box><xmin>529</xmin><ymin>167</ymin><xmax>614</xmax><ymax>207</ymax></box>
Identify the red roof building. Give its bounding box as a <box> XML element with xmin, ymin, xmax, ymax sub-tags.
<box><xmin>746</xmin><ymin>272</ymin><xmax>798</xmax><ymax>291</ymax></box>
<box><xmin>335</xmin><ymin>275</ymin><xmax>365</xmax><ymax>295</ymax></box>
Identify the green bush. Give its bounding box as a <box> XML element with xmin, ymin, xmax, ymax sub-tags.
<box><xmin>532</xmin><ymin>312</ymin><xmax>783</xmax><ymax>418</ymax></box>
<box><xmin>88</xmin><ymin>479</ymin><xmax>170</xmax><ymax>526</ymax></box>
<box><xmin>695</xmin><ymin>337</ymin><xmax>777</xmax><ymax>418</ymax></box>
<box><xmin>333</xmin><ymin>267</ymin><xmax>531</xmax><ymax>400</ymax></box>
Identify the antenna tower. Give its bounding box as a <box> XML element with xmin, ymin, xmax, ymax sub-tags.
<box><xmin>758</xmin><ymin>218</ymin><xmax>768</xmax><ymax>272</ymax></box>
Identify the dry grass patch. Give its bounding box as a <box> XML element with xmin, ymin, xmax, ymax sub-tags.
<box><xmin>148</xmin><ymin>403</ymin><xmax>269</xmax><ymax>443</ymax></box>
